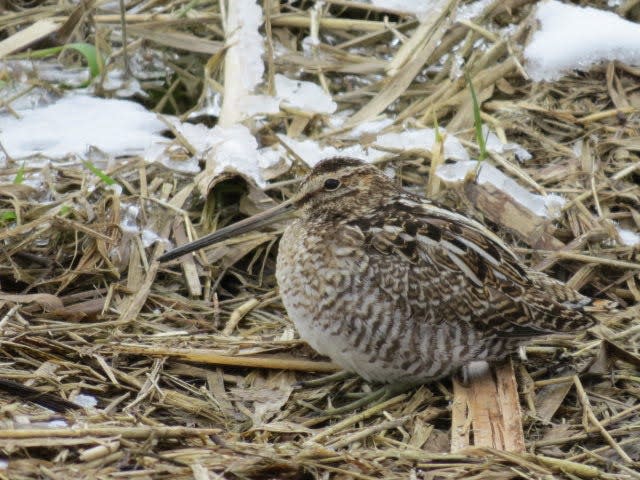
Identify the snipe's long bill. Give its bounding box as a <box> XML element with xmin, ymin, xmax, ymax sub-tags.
<box><xmin>158</xmin><ymin>156</ymin><xmax>597</xmax><ymax>384</ymax></box>
<box><xmin>158</xmin><ymin>199</ymin><xmax>295</xmax><ymax>262</ymax></box>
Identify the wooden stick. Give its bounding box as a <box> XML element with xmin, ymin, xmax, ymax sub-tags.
<box><xmin>0</xmin><ymin>426</ymin><xmax>221</xmax><ymax>439</ymax></box>
<box><xmin>116</xmin><ymin>344</ymin><xmax>340</xmax><ymax>373</ymax></box>
<box><xmin>573</xmin><ymin>375</ymin><xmax>633</xmax><ymax>463</ymax></box>
<box><xmin>451</xmin><ymin>359</ymin><xmax>525</xmax><ymax>452</ymax></box>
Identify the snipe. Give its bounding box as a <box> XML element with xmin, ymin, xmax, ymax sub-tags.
<box><xmin>159</xmin><ymin>157</ymin><xmax>596</xmax><ymax>384</ymax></box>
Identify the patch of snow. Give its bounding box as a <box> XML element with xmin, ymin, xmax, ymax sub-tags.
<box><xmin>326</xmin><ymin>109</ymin><xmax>353</xmax><ymax>129</ymax></box>
<box><xmin>191</xmin><ymin>76</ymin><xmax>335</xmax><ymax>120</ymax></box>
<box><xmin>0</xmin><ymin>82</ymin><xmax>56</xmax><ymax>111</ymax></box>
<box><xmin>543</xmin><ymin>194</ymin><xmax>567</xmax><ymax>219</ymax></box>
<box><xmin>136</xmin><ymin>118</ymin><xmax>286</xmax><ymax>186</ymax></box>
<box><xmin>47</xmin><ymin>420</ymin><xmax>69</xmax><ymax>428</ymax></box>
<box><xmin>176</xmin><ymin>122</ymin><xmax>282</xmax><ymax>187</ymax></box>
<box><xmin>347</xmin><ymin>117</ymin><xmax>395</xmax><ymax>138</ymax></box>
<box><xmin>434</xmin><ymin>160</ymin><xmax>478</xmax><ymax>183</ymax></box>
<box><xmin>280</xmin><ymin>127</ymin><xmax>470</xmax><ymax>167</ymax></box>
<box><xmin>0</xmin><ymin>458</ymin><xmax>7</xmax><ymax>470</ymax></box>
<box><xmin>375</xmin><ymin>128</ymin><xmax>470</xmax><ymax>161</ymax></box>
<box><xmin>256</xmin><ymin>146</ymin><xmax>284</xmax><ymax>170</ymax></box>
<box><xmin>141</xmin><ymin>229</ymin><xmax>163</xmax><ymax>247</ymax></box>
<box><xmin>105</xmin><ymin>182</ymin><xmax>123</xmax><ymax>196</ymax></box>
<box><xmin>225</xmin><ymin>0</ymin><xmax>264</xmax><ymax>92</ymax></box>
<box><xmin>72</xmin><ymin>393</ymin><xmax>98</xmax><ymax>408</ymax></box>
<box><xmin>30</xmin><ymin>62</ymin><xmax>89</xmax><ymax>86</ymax></box>
<box><xmin>164</xmin><ymin>157</ymin><xmax>201</xmax><ymax>174</ymax></box>
<box><xmin>151</xmin><ymin>330</ymin><xmax>189</xmax><ymax>337</ymax></box>
<box><xmin>119</xmin><ymin>203</ymin><xmax>163</xmax><ymax>247</ymax></box>
<box><xmin>456</xmin><ymin>0</ymin><xmax>493</xmax><ymax>21</ymax></box>
<box><xmin>164</xmin><ymin>121</ymin><xmax>212</xmax><ymax>154</ymax></box>
<box><xmin>188</xmin><ymin>88</ymin><xmax>222</xmax><ymax>118</ymax></box>
<box><xmin>484</xmin><ymin>127</ymin><xmax>532</xmax><ymax>162</ymax></box>
<box><xmin>120</xmin><ymin>204</ymin><xmax>140</xmax><ymax>234</ymax></box>
<box><xmin>477</xmin><ymin>162</ymin><xmax>566</xmax><ymax>218</ymax></box>
<box><xmin>435</xmin><ymin>160</ymin><xmax>566</xmax><ymax>218</ymax></box>
<box><xmin>370</xmin><ymin>0</ymin><xmax>430</xmax><ymax>20</ymax></box>
<box><xmin>0</xmin><ymin>95</ymin><xmax>167</xmax><ymax>162</ymax></box>
<box><xmin>238</xmin><ymin>94</ymin><xmax>281</xmax><ymax>117</ymax></box>
<box><xmin>572</xmin><ymin>141</ymin><xmax>583</xmax><ymax>157</ymax></box>
<box><xmin>302</xmin><ymin>35</ymin><xmax>320</xmax><ymax>54</ymax></box>
<box><xmin>128</xmin><ymin>47</ymin><xmax>175</xmax><ymax>81</ymax></box>
<box><xmin>275</xmin><ymin>74</ymin><xmax>337</xmax><ymax>114</ymax></box>
<box><xmin>278</xmin><ymin>135</ymin><xmax>382</xmax><ymax>167</ymax></box>
<box><xmin>144</xmin><ymin>143</ymin><xmax>201</xmax><ymax>173</ymax></box>
<box><xmin>102</xmin><ymin>70</ymin><xmax>146</xmax><ymax>98</ymax></box>
<box><xmin>218</xmin><ymin>0</ymin><xmax>267</xmax><ymax>125</ymax></box>
<box><xmin>371</xmin><ymin>0</ymin><xmax>483</xmax><ymax>21</ymax></box>
<box><xmin>616</xmin><ymin>227</ymin><xmax>640</xmax><ymax>246</ymax></box>
<box><xmin>525</xmin><ymin>0</ymin><xmax>640</xmax><ymax>81</ymax></box>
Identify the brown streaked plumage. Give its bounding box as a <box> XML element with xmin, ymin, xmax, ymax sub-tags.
<box><xmin>159</xmin><ymin>157</ymin><xmax>596</xmax><ymax>383</ymax></box>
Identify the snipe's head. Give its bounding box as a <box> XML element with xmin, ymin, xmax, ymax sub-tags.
<box><xmin>292</xmin><ymin>157</ymin><xmax>395</xmax><ymax>219</ymax></box>
<box><xmin>158</xmin><ymin>157</ymin><xmax>391</xmax><ymax>262</ymax></box>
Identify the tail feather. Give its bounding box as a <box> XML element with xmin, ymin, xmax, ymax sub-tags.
<box><xmin>521</xmin><ymin>290</ymin><xmax>597</xmax><ymax>333</ymax></box>
<box><xmin>518</xmin><ymin>271</ymin><xmax>599</xmax><ymax>333</ymax></box>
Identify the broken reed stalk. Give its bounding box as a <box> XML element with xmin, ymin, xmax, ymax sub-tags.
<box><xmin>116</xmin><ymin>344</ymin><xmax>340</xmax><ymax>373</ymax></box>
<box><xmin>0</xmin><ymin>426</ymin><xmax>221</xmax><ymax>439</ymax></box>
<box><xmin>451</xmin><ymin>359</ymin><xmax>525</xmax><ymax>453</ymax></box>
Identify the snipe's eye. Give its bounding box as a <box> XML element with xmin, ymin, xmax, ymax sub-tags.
<box><xmin>323</xmin><ymin>178</ymin><xmax>341</xmax><ymax>191</ymax></box>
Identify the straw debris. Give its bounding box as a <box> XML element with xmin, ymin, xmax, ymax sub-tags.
<box><xmin>1</xmin><ymin>0</ymin><xmax>639</xmax><ymax>478</ymax></box>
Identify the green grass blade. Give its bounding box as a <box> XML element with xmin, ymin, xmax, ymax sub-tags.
<box><xmin>83</xmin><ymin>161</ymin><xmax>118</xmax><ymax>186</ymax></box>
<box><xmin>21</xmin><ymin>42</ymin><xmax>102</xmax><ymax>81</ymax></box>
<box><xmin>13</xmin><ymin>163</ymin><xmax>25</xmax><ymax>184</ymax></box>
<box><xmin>465</xmin><ymin>72</ymin><xmax>487</xmax><ymax>162</ymax></box>
<box><xmin>433</xmin><ymin>113</ymin><xmax>443</xmax><ymax>143</ymax></box>
<box><xmin>64</xmin><ymin>43</ymin><xmax>102</xmax><ymax>79</ymax></box>
<box><xmin>0</xmin><ymin>211</ymin><xmax>17</xmax><ymax>225</ymax></box>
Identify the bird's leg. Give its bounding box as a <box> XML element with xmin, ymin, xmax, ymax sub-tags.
<box><xmin>323</xmin><ymin>382</ymin><xmax>415</xmax><ymax>416</ymax></box>
<box><xmin>455</xmin><ymin>365</ymin><xmax>472</xmax><ymax>387</ymax></box>
<box><xmin>295</xmin><ymin>370</ymin><xmax>355</xmax><ymax>388</ymax></box>
<box><xmin>455</xmin><ymin>359</ymin><xmax>502</xmax><ymax>388</ymax></box>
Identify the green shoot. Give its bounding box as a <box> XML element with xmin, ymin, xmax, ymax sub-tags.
<box><xmin>0</xmin><ymin>211</ymin><xmax>17</xmax><ymax>225</ymax></box>
<box><xmin>433</xmin><ymin>113</ymin><xmax>443</xmax><ymax>144</ymax></box>
<box><xmin>465</xmin><ymin>72</ymin><xmax>487</xmax><ymax>162</ymax></box>
<box><xmin>22</xmin><ymin>43</ymin><xmax>102</xmax><ymax>85</ymax></box>
<box><xmin>83</xmin><ymin>161</ymin><xmax>118</xmax><ymax>186</ymax></box>
<box><xmin>13</xmin><ymin>163</ymin><xmax>25</xmax><ymax>184</ymax></box>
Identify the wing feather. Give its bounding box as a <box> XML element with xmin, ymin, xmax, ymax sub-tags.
<box><xmin>351</xmin><ymin>195</ymin><xmax>595</xmax><ymax>338</ymax></box>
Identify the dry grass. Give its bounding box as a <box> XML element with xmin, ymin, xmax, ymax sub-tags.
<box><xmin>1</xmin><ymin>0</ymin><xmax>640</xmax><ymax>478</ymax></box>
